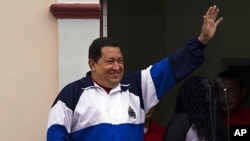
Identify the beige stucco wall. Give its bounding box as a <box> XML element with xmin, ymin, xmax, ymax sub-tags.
<box><xmin>0</xmin><ymin>0</ymin><xmax>58</xmax><ymax>140</ymax></box>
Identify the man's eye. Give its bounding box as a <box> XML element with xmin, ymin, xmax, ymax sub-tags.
<box><xmin>107</xmin><ymin>60</ymin><xmax>114</xmax><ymax>63</ymax></box>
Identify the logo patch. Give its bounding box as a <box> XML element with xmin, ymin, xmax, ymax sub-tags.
<box><xmin>128</xmin><ymin>106</ymin><xmax>136</xmax><ymax>120</ymax></box>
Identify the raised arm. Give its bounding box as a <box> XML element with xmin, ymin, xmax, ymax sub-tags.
<box><xmin>149</xmin><ymin>5</ymin><xmax>224</xmax><ymax>99</ymax></box>
<box><xmin>198</xmin><ymin>5</ymin><xmax>223</xmax><ymax>45</ymax></box>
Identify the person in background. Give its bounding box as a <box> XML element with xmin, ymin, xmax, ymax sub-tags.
<box><xmin>164</xmin><ymin>76</ymin><xmax>228</xmax><ymax>141</ymax></box>
<box><xmin>46</xmin><ymin>5</ymin><xmax>223</xmax><ymax>141</ymax></box>
<box><xmin>144</xmin><ymin>106</ymin><xmax>166</xmax><ymax>141</ymax></box>
<box><xmin>214</xmin><ymin>70</ymin><xmax>250</xmax><ymax>125</ymax></box>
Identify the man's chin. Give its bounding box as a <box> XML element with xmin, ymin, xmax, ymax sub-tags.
<box><xmin>109</xmin><ymin>80</ymin><xmax>121</xmax><ymax>87</ymax></box>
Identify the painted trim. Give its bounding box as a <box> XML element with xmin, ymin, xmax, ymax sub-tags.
<box><xmin>49</xmin><ymin>3</ymin><xmax>101</xmax><ymax>19</ymax></box>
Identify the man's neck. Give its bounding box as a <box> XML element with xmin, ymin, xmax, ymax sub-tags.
<box><xmin>91</xmin><ymin>76</ymin><xmax>111</xmax><ymax>94</ymax></box>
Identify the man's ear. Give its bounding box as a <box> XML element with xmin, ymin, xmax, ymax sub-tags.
<box><xmin>88</xmin><ymin>59</ymin><xmax>96</xmax><ymax>71</ymax></box>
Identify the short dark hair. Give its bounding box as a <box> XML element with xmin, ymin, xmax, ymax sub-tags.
<box><xmin>215</xmin><ymin>70</ymin><xmax>245</xmax><ymax>88</ymax></box>
<box><xmin>88</xmin><ymin>37</ymin><xmax>120</xmax><ymax>63</ymax></box>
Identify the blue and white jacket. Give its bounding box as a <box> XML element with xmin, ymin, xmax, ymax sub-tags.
<box><xmin>47</xmin><ymin>38</ymin><xmax>205</xmax><ymax>141</ymax></box>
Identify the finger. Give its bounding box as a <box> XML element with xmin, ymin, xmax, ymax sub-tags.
<box><xmin>212</xmin><ymin>6</ymin><xmax>221</xmax><ymax>21</ymax></box>
<box><xmin>210</xmin><ymin>5</ymin><xmax>218</xmax><ymax>20</ymax></box>
<box><xmin>205</xmin><ymin>6</ymin><xmax>213</xmax><ymax>18</ymax></box>
<box><xmin>203</xmin><ymin>15</ymin><xmax>208</xmax><ymax>25</ymax></box>
<box><xmin>215</xmin><ymin>17</ymin><xmax>223</xmax><ymax>26</ymax></box>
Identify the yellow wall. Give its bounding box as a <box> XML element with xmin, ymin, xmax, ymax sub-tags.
<box><xmin>0</xmin><ymin>0</ymin><xmax>58</xmax><ymax>140</ymax></box>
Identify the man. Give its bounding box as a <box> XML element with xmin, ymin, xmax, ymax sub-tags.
<box><xmin>47</xmin><ymin>5</ymin><xmax>223</xmax><ymax>141</ymax></box>
<box><xmin>214</xmin><ymin>70</ymin><xmax>250</xmax><ymax>125</ymax></box>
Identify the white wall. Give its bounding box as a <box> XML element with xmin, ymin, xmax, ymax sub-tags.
<box><xmin>0</xmin><ymin>0</ymin><xmax>58</xmax><ymax>141</ymax></box>
<box><xmin>0</xmin><ymin>0</ymin><xmax>101</xmax><ymax>140</ymax></box>
<box><xmin>58</xmin><ymin>19</ymin><xmax>99</xmax><ymax>90</ymax></box>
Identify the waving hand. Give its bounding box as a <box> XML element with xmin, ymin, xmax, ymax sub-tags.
<box><xmin>198</xmin><ymin>5</ymin><xmax>223</xmax><ymax>44</ymax></box>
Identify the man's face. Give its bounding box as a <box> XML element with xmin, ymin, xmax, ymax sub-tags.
<box><xmin>89</xmin><ymin>46</ymin><xmax>124</xmax><ymax>88</ymax></box>
<box><xmin>217</xmin><ymin>78</ymin><xmax>244</xmax><ymax>113</ymax></box>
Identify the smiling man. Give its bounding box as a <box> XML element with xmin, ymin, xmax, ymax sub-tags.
<box><xmin>47</xmin><ymin>5</ymin><xmax>223</xmax><ymax>141</ymax></box>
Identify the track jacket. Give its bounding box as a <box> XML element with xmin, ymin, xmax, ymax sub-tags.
<box><xmin>47</xmin><ymin>38</ymin><xmax>206</xmax><ymax>141</ymax></box>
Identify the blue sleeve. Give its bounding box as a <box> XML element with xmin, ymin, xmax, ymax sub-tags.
<box><xmin>47</xmin><ymin>79</ymin><xmax>85</xmax><ymax>141</ymax></box>
<box><xmin>47</xmin><ymin>125</ymin><xmax>70</xmax><ymax>141</ymax></box>
<box><xmin>150</xmin><ymin>38</ymin><xmax>205</xmax><ymax>98</ymax></box>
<box><xmin>168</xmin><ymin>38</ymin><xmax>205</xmax><ymax>82</ymax></box>
<box><xmin>150</xmin><ymin>58</ymin><xmax>176</xmax><ymax>99</ymax></box>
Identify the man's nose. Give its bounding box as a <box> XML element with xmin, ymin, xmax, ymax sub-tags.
<box><xmin>112</xmin><ymin>61</ymin><xmax>120</xmax><ymax>70</ymax></box>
